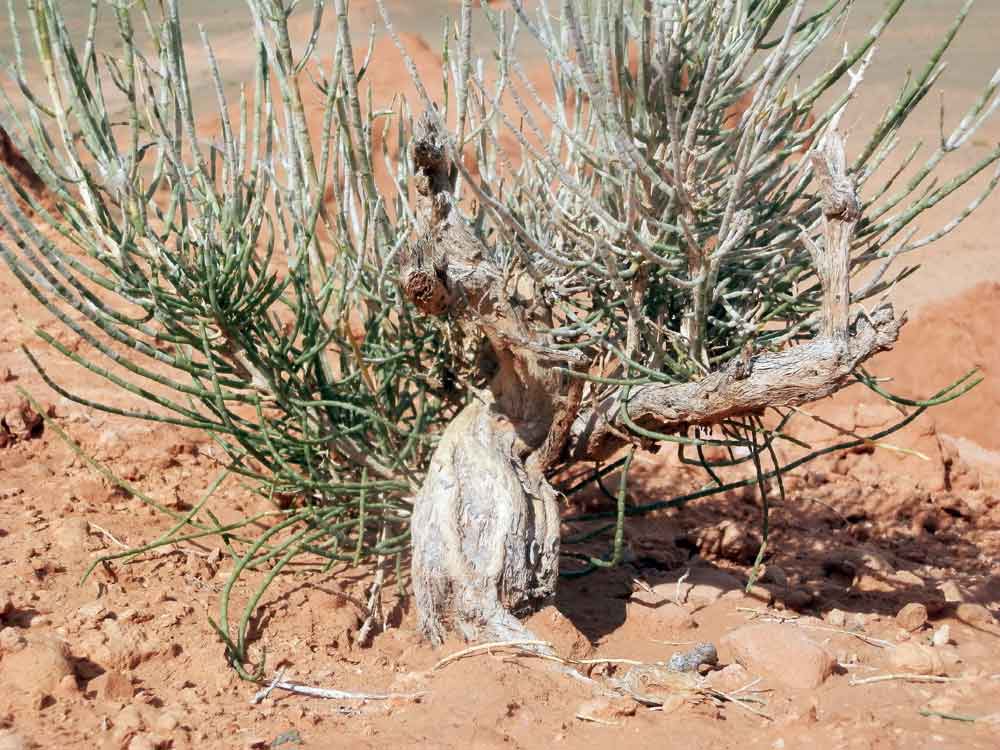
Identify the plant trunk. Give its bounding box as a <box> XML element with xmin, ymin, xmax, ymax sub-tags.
<box><xmin>411</xmin><ymin>393</ymin><xmax>561</xmax><ymax>644</ymax></box>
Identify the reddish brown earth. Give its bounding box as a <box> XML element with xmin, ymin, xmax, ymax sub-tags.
<box><xmin>3</xmin><ymin>9</ymin><xmax>1000</xmax><ymax>750</ymax></box>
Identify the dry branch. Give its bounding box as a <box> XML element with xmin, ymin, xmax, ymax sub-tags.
<box><xmin>567</xmin><ymin>134</ymin><xmax>906</xmax><ymax>462</ymax></box>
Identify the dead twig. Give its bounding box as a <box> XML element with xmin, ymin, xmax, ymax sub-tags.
<box><xmin>434</xmin><ymin>639</ymin><xmax>649</xmax><ymax>671</ymax></box>
<box><xmin>251</xmin><ymin>673</ymin><xmax>425</xmax><ymax>704</ymax></box>
<box><xmin>89</xmin><ymin>522</ymin><xmax>128</xmax><ymax>549</ymax></box>
<box><xmin>674</xmin><ymin>568</ymin><xmax>691</xmax><ymax>606</ymax></box>
<box><xmin>250</xmin><ymin>668</ymin><xmax>286</xmax><ymax>705</ymax></box>
<box><xmin>919</xmin><ymin>709</ymin><xmax>978</xmax><ymax>723</ymax></box>
<box><xmin>433</xmin><ymin>639</ymin><xmax>551</xmax><ymax>670</ymax></box>
<box><xmin>737</xmin><ymin>607</ymin><xmax>894</xmax><ymax>649</ymax></box>
<box><xmin>849</xmin><ymin>673</ymin><xmax>960</xmax><ymax>686</ymax></box>
<box><xmin>794</xmin><ymin>623</ymin><xmax>894</xmax><ymax>649</ymax></box>
<box><xmin>705</xmin><ymin>687</ymin><xmax>774</xmax><ymax>721</ymax></box>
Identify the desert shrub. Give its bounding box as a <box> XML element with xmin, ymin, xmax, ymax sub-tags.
<box><xmin>1</xmin><ymin>0</ymin><xmax>995</xmax><ymax>671</ymax></box>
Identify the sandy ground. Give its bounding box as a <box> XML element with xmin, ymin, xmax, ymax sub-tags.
<box><xmin>2</xmin><ymin>2</ymin><xmax>1000</xmax><ymax>749</ymax></box>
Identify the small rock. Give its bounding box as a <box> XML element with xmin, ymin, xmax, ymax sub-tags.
<box><xmin>0</xmin><ymin>627</ymin><xmax>27</xmax><ymax>654</ymax></box>
<box><xmin>90</xmin><ymin>669</ymin><xmax>133</xmax><ymax>703</ymax></box>
<box><xmin>889</xmin><ymin>642</ymin><xmax>945</xmax><ymax>675</ymax></box>
<box><xmin>0</xmin><ymin>591</ymin><xmax>12</xmax><ymax>618</ymax></box>
<box><xmin>76</xmin><ymin>601</ymin><xmax>108</xmax><ymax>627</ymax></box>
<box><xmin>939</xmin><ymin>581</ymin><xmax>965</xmax><ymax>603</ymax></box>
<box><xmin>895</xmin><ymin>603</ymin><xmax>928</xmax><ymax>632</ymax></box>
<box><xmin>697</xmin><ymin>520</ymin><xmax>760</xmax><ymax>563</ymax></box>
<box><xmin>825</xmin><ymin>609</ymin><xmax>847</xmax><ymax>628</ymax></box>
<box><xmin>854</xmin><ymin>573</ymin><xmax>895</xmax><ymax>594</ymax></box>
<box><xmin>127</xmin><ymin>735</ymin><xmax>156</xmax><ymax>750</ymax></box>
<box><xmin>628</xmin><ymin>599</ymin><xmax>696</xmax><ymax>631</ymax></box>
<box><xmin>762</xmin><ymin>565</ymin><xmax>789</xmax><ymax>588</ymax></box>
<box><xmin>0</xmin><ymin>634</ymin><xmax>74</xmax><ymax>709</ymax></box>
<box><xmin>685</xmin><ymin>569</ymin><xmax>743</xmax><ymax>606</ymax></box>
<box><xmin>53</xmin><ymin>518</ymin><xmax>89</xmax><ymax>551</ymax></box>
<box><xmin>113</xmin><ymin>704</ymin><xmax>145</xmax><ymax>744</ymax></box>
<box><xmin>54</xmin><ymin>673</ymin><xmax>79</xmax><ymax>699</ymax></box>
<box><xmin>154</xmin><ymin>712</ymin><xmax>180</xmax><ymax>732</ymax></box>
<box><xmin>860</xmin><ymin>550</ymin><xmax>895</xmax><ymax>574</ymax></box>
<box><xmin>744</xmin><ymin>584</ymin><xmax>774</xmax><ymax>606</ymax></box>
<box><xmin>722</xmin><ymin>623</ymin><xmax>835</xmax><ymax>689</ymax></box>
<box><xmin>651</xmin><ymin>567</ymin><xmax>743</xmax><ymax>608</ymax></box>
<box><xmin>703</xmin><ymin>663</ymin><xmax>751</xmax><ymax>693</ymax></box>
<box><xmin>576</xmin><ymin>697</ymin><xmax>636</xmax><ymax>724</ymax></box>
<box><xmin>28</xmin><ymin>614</ymin><xmax>51</xmax><ymax>629</ymax></box>
<box><xmin>891</xmin><ymin>570</ymin><xmax>924</xmax><ymax>587</ymax></box>
<box><xmin>931</xmin><ymin>624</ymin><xmax>951</xmax><ymax>648</ymax></box>
<box><xmin>1</xmin><ymin>400</ymin><xmax>43</xmax><ymax>443</ymax></box>
<box><xmin>955</xmin><ymin>603</ymin><xmax>997</xmax><ymax>629</ymax></box>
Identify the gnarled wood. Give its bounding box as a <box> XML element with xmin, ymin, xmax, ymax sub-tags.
<box><xmin>411</xmin><ymin>393</ymin><xmax>560</xmax><ymax>644</ymax></box>
<box><xmin>403</xmin><ymin>113</ymin><xmax>578</xmax><ymax>644</ymax></box>
<box><xmin>404</xmin><ymin>120</ymin><xmax>906</xmax><ymax>644</ymax></box>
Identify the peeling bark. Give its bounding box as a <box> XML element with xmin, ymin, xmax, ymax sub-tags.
<box><xmin>410</xmin><ymin>393</ymin><xmax>560</xmax><ymax>644</ymax></box>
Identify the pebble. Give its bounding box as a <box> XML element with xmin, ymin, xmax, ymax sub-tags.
<box><xmin>0</xmin><ymin>634</ymin><xmax>74</xmax><ymax>708</ymax></box>
<box><xmin>627</xmin><ymin>599</ymin><xmax>696</xmax><ymax>631</ymax></box>
<box><xmin>1</xmin><ymin>400</ymin><xmax>43</xmax><ymax>441</ymax></box>
<box><xmin>127</xmin><ymin>735</ymin><xmax>157</xmax><ymax>750</ymax></box>
<box><xmin>891</xmin><ymin>570</ymin><xmax>924</xmax><ymax>587</ymax></box>
<box><xmin>853</xmin><ymin>573</ymin><xmax>894</xmax><ymax>594</ymax></box>
<box><xmin>745</xmin><ymin>584</ymin><xmax>774</xmax><ymax>606</ymax></box>
<box><xmin>647</xmin><ymin>568</ymin><xmax>743</xmax><ymax>608</ymax></box>
<box><xmin>113</xmin><ymin>704</ymin><xmax>145</xmax><ymax>744</ymax></box>
<box><xmin>938</xmin><ymin>581</ymin><xmax>965</xmax><ymax>603</ymax></box>
<box><xmin>155</xmin><ymin>712</ymin><xmax>180</xmax><ymax>732</ymax></box>
<box><xmin>53</xmin><ymin>517</ymin><xmax>90</xmax><ymax>551</ymax></box>
<box><xmin>697</xmin><ymin>520</ymin><xmax>759</xmax><ymax>563</ymax></box>
<box><xmin>54</xmin><ymin>673</ymin><xmax>79</xmax><ymax>699</ymax></box>
<box><xmin>825</xmin><ymin>609</ymin><xmax>847</xmax><ymax>628</ymax></box>
<box><xmin>955</xmin><ymin>603</ymin><xmax>997</xmax><ymax>629</ymax></box>
<box><xmin>722</xmin><ymin>623</ymin><xmax>835</xmax><ymax>689</ymax></box>
<box><xmin>90</xmin><ymin>669</ymin><xmax>134</xmax><ymax>703</ymax></box>
<box><xmin>889</xmin><ymin>642</ymin><xmax>945</xmax><ymax>675</ymax></box>
<box><xmin>703</xmin><ymin>663</ymin><xmax>751</xmax><ymax>693</ymax></box>
<box><xmin>895</xmin><ymin>603</ymin><xmax>928</xmax><ymax>631</ymax></box>
<box><xmin>76</xmin><ymin>601</ymin><xmax>108</xmax><ymax>626</ymax></box>
<box><xmin>931</xmin><ymin>624</ymin><xmax>951</xmax><ymax>648</ymax></box>
<box><xmin>0</xmin><ymin>627</ymin><xmax>27</xmax><ymax>654</ymax></box>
